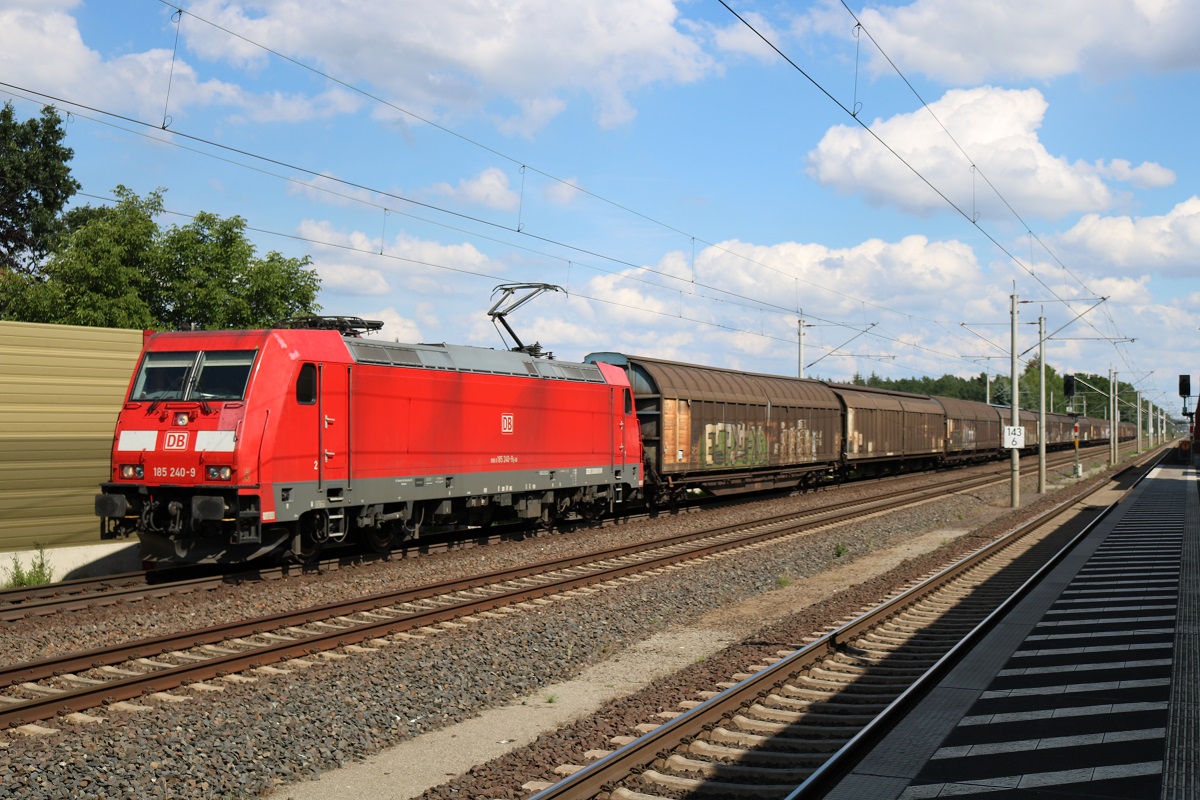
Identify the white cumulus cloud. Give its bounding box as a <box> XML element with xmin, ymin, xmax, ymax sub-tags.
<box><xmin>183</xmin><ymin>0</ymin><xmax>716</xmax><ymax>131</ymax></box>
<box><xmin>0</xmin><ymin>2</ymin><xmax>351</xmax><ymax>125</ymax></box>
<box><xmin>431</xmin><ymin>167</ymin><xmax>521</xmax><ymax>211</ymax></box>
<box><xmin>840</xmin><ymin>0</ymin><xmax>1200</xmax><ymax>83</ymax></box>
<box><xmin>1054</xmin><ymin>197</ymin><xmax>1200</xmax><ymax>277</ymax></box>
<box><xmin>806</xmin><ymin>86</ymin><xmax>1167</xmax><ymax>220</ymax></box>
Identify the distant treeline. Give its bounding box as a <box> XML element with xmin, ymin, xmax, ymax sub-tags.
<box><xmin>841</xmin><ymin>361</ymin><xmax>1136</xmax><ymax>418</ymax></box>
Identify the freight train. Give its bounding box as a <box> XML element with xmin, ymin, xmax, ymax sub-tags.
<box><xmin>94</xmin><ymin>318</ymin><xmax>1134</xmax><ymax>564</ymax></box>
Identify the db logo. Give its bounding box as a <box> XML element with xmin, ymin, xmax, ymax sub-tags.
<box><xmin>164</xmin><ymin>431</ymin><xmax>190</xmax><ymax>451</ymax></box>
<box><xmin>500</xmin><ymin>413</ymin><xmax>514</xmax><ymax>435</ymax></box>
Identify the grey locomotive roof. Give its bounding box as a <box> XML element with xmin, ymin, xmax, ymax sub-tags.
<box><xmin>346</xmin><ymin>339</ymin><xmax>605</xmax><ymax>383</ymax></box>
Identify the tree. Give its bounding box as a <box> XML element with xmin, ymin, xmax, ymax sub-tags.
<box><xmin>0</xmin><ymin>102</ymin><xmax>80</xmax><ymax>274</ymax></box>
<box><xmin>0</xmin><ymin>186</ymin><xmax>321</xmax><ymax>329</ymax></box>
<box><xmin>1</xmin><ymin>187</ymin><xmax>160</xmax><ymax>328</ymax></box>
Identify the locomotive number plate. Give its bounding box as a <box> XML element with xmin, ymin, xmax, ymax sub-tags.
<box><xmin>153</xmin><ymin>467</ymin><xmax>196</xmax><ymax>478</ymax></box>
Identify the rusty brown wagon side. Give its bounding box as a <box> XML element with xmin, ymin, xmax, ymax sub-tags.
<box><xmin>585</xmin><ymin>353</ymin><xmax>843</xmax><ymax>502</ymax></box>
<box><xmin>826</xmin><ymin>384</ymin><xmax>945</xmax><ymax>476</ymax></box>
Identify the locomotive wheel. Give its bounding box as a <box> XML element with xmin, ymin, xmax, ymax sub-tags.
<box><xmin>291</xmin><ymin>510</ymin><xmax>328</xmax><ymax>563</ymax></box>
<box><xmin>578</xmin><ymin>500</ymin><xmax>606</xmax><ymax>524</ymax></box>
<box><xmin>291</xmin><ymin>533</ymin><xmax>323</xmax><ymax>562</ymax></box>
<box><xmin>365</xmin><ymin>525</ymin><xmax>397</xmax><ymax>558</ymax></box>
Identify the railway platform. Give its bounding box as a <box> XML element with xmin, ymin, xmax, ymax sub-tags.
<box><xmin>824</xmin><ymin>461</ymin><xmax>1199</xmax><ymax>799</ymax></box>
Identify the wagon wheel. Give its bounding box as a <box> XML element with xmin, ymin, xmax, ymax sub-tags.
<box><xmin>667</xmin><ymin>485</ymin><xmax>687</xmax><ymax>513</ymax></box>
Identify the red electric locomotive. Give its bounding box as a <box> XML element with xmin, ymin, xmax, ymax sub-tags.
<box><xmin>95</xmin><ymin>318</ymin><xmax>642</xmax><ymax>563</ymax></box>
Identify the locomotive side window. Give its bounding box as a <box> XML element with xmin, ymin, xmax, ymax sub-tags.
<box><xmin>192</xmin><ymin>350</ymin><xmax>256</xmax><ymax>400</ymax></box>
<box><xmin>625</xmin><ymin>388</ymin><xmax>634</xmax><ymax>415</ymax></box>
<box><xmin>131</xmin><ymin>351</ymin><xmax>198</xmax><ymax>401</ymax></box>
<box><xmin>296</xmin><ymin>363</ymin><xmax>317</xmax><ymax>404</ymax></box>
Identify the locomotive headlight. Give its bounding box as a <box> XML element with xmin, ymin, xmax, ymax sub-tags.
<box><xmin>174</xmin><ymin>412</ymin><xmax>190</xmax><ymax>426</ymax></box>
<box><xmin>206</xmin><ymin>465</ymin><xmax>233</xmax><ymax>481</ymax></box>
<box><xmin>120</xmin><ymin>464</ymin><xmax>144</xmax><ymax>480</ymax></box>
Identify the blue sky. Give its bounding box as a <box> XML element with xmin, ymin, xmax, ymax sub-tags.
<box><xmin>3</xmin><ymin>0</ymin><xmax>1197</xmax><ymax>418</ymax></box>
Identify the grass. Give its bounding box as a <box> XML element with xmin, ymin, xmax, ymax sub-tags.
<box><xmin>775</xmin><ymin>574</ymin><xmax>793</xmax><ymax>588</ymax></box>
<box><xmin>833</xmin><ymin>543</ymin><xmax>849</xmax><ymax>559</ymax></box>
<box><xmin>4</xmin><ymin>544</ymin><xmax>54</xmax><ymax>588</ymax></box>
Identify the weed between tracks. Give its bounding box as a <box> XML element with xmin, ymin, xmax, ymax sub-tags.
<box><xmin>4</xmin><ymin>544</ymin><xmax>54</xmax><ymax>588</ymax></box>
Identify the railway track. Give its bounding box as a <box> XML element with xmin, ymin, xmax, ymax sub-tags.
<box><xmin>0</xmin><ymin>451</ymin><xmax>1076</xmax><ymax>733</ymax></box>
<box><xmin>0</xmin><ymin>445</ymin><xmax>1115</xmax><ymax>622</ymax></box>
<box><xmin>0</xmin><ymin>526</ymin><xmax>540</xmax><ymax>622</ymax></box>
<box><xmin>523</xmin><ymin>447</ymin><xmax>1166</xmax><ymax>799</ymax></box>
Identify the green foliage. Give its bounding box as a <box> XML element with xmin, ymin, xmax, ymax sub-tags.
<box><xmin>2</xmin><ymin>186</ymin><xmax>321</xmax><ymax>329</ymax></box>
<box><xmin>833</xmin><ymin>543</ymin><xmax>848</xmax><ymax>558</ymax></box>
<box><xmin>861</xmin><ymin>371</ymin><xmax>990</xmax><ymax>402</ymax></box>
<box><xmin>775</xmin><ymin>574</ymin><xmax>793</xmax><ymax>588</ymax></box>
<box><xmin>5</xmin><ymin>544</ymin><xmax>54</xmax><ymax>588</ymax></box>
<box><xmin>3</xmin><ymin>186</ymin><xmax>161</xmax><ymax>327</ymax></box>
<box><xmin>0</xmin><ymin>102</ymin><xmax>80</xmax><ymax>274</ymax></box>
<box><xmin>850</xmin><ymin>359</ymin><xmax>1121</xmax><ymax>415</ymax></box>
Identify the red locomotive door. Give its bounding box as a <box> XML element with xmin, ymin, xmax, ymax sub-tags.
<box><xmin>613</xmin><ymin>386</ymin><xmax>634</xmax><ymax>490</ymax></box>
<box><xmin>618</xmin><ymin>386</ymin><xmax>629</xmax><ymax>478</ymax></box>
<box><xmin>318</xmin><ymin>363</ymin><xmax>351</xmax><ymax>487</ymax></box>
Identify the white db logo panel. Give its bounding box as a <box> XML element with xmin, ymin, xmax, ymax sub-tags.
<box><xmin>501</xmin><ymin>414</ymin><xmax>514</xmax><ymax>435</ymax></box>
<box><xmin>164</xmin><ymin>431</ymin><xmax>190</xmax><ymax>451</ymax></box>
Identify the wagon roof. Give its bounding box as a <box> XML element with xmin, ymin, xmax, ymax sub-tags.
<box><xmin>826</xmin><ymin>383</ymin><xmax>944</xmax><ymax>413</ymax></box>
<box><xmin>932</xmin><ymin>396</ymin><xmax>1004</xmax><ymax>422</ymax></box>
<box><xmin>586</xmin><ymin>353</ymin><xmax>842</xmax><ymax>408</ymax></box>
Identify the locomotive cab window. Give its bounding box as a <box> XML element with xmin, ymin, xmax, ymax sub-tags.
<box><xmin>131</xmin><ymin>351</ymin><xmax>196</xmax><ymax>401</ymax></box>
<box><xmin>130</xmin><ymin>349</ymin><xmax>256</xmax><ymax>402</ymax></box>
<box><xmin>625</xmin><ymin>388</ymin><xmax>634</xmax><ymax>415</ymax></box>
<box><xmin>296</xmin><ymin>363</ymin><xmax>317</xmax><ymax>404</ymax></box>
<box><xmin>191</xmin><ymin>350</ymin><xmax>256</xmax><ymax>400</ymax></box>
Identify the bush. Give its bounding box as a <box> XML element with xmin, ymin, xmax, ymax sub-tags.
<box><xmin>5</xmin><ymin>544</ymin><xmax>54</xmax><ymax>588</ymax></box>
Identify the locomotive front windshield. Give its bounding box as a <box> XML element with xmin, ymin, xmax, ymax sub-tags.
<box><xmin>131</xmin><ymin>350</ymin><xmax>257</xmax><ymax>402</ymax></box>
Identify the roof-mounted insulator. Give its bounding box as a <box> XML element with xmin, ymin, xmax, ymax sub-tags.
<box><xmin>276</xmin><ymin>316</ymin><xmax>384</xmax><ymax>337</ymax></box>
